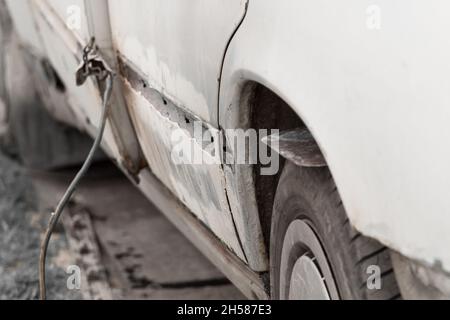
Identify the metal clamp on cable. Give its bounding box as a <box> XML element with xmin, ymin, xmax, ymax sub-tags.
<box><xmin>76</xmin><ymin>37</ymin><xmax>113</xmax><ymax>86</ymax></box>
<box><xmin>39</xmin><ymin>37</ymin><xmax>114</xmax><ymax>300</ymax></box>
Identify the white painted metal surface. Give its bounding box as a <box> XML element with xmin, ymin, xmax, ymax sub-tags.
<box><xmin>221</xmin><ymin>0</ymin><xmax>450</xmax><ymax>273</ymax></box>
<box><xmin>109</xmin><ymin>0</ymin><xmax>248</xmax><ymax>124</ymax></box>
<box><xmin>46</xmin><ymin>0</ymin><xmax>89</xmax><ymax>43</ymax></box>
<box><xmin>121</xmin><ymin>77</ymin><xmax>246</xmax><ymax>260</ymax></box>
<box><xmin>5</xmin><ymin>0</ymin><xmax>45</xmax><ymax>54</ymax></box>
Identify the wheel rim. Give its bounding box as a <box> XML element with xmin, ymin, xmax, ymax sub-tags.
<box><xmin>279</xmin><ymin>219</ymin><xmax>339</xmax><ymax>300</ymax></box>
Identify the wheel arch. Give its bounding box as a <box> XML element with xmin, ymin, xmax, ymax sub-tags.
<box><xmin>219</xmin><ymin>74</ymin><xmax>332</xmax><ymax>273</ymax></box>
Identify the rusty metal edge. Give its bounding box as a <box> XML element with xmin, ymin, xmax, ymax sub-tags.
<box><xmin>131</xmin><ymin>167</ymin><xmax>270</xmax><ymax>300</ymax></box>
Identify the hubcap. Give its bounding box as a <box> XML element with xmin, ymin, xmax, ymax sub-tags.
<box><xmin>288</xmin><ymin>255</ymin><xmax>329</xmax><ymax>300</ymax></box>
<box><xmin>280</xmin><ymin>219</ymin><xmax>339</xmax><ymax>300</ymax></box>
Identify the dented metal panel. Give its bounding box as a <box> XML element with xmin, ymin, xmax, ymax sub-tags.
<box><xmin>109</xmin><ymin>0</ymin><xmax>252</xmax><ymax>262</ymax></box>
<box><xmin>120</xmin><ymin>62</ymin><xmax>246</xmax><ymax>260</ymax></box>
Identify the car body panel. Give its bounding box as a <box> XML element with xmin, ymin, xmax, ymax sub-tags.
<box><xmin>46</xmin><ymin>0</ymin><xmax>90</xmax><ymax>43</ymax></box>
<box><xmin>109</xmin><ymin>0</ymin><xmax>251</xmax><ymax>261</ymax></box>
<box><xmin>4</xmin><ymin>0</ymin><xmax>44</xmax><ymax>54</ymax></box>
<box><xmin>220</xmin><ymin>0</ymin><xmax>450</xmax><ymax>273</ymax></box>
<box><xmin>109</xmin><ymin>0</ymin><xmax>248</xmax><ymax>124</ymax></box>
<box><xmin>29</xmin><ymin>0</ymin><xmax>122</xmax><ymax>161</ymax></box>
<box><xmin>8</xmin><ymin>0</ymin><xmax>145</xmax><ymax>174</ymax></box>
<box><xmin>119</xmin><ymin>64</ymin><xmax>246</xmax><ymax>260</ymax></box>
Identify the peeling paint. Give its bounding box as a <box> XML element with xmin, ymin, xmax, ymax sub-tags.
<box><xmin>119</xmin><ymin>36</ymin><xmax>211</xmax><ymax>122</ymax></box>
<box><xmin>120</xmin><ymin>70</ymin><xmax>246</xmax><ymax>261</ymax></box>
<box><xmin>108</xmin><ymin>0</ymin><xmax>248</xmax><ymax>125</ymax></box>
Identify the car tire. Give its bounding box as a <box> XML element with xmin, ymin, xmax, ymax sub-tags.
<box><xmin>270</xmin><ymin>161</ymin><xmax>401</xmax><ymax>300</ymax></box>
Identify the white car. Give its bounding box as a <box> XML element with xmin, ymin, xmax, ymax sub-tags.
<box><xmin>1</xmin><ymin>0</ymin><xmax>449</xmax><ymax>300</ymax></box>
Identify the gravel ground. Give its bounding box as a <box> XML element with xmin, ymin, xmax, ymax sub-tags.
<box><xmin>0</xmin><ymin>151</ymin><xmax>81</xmax><ymax>300</ymax></box>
